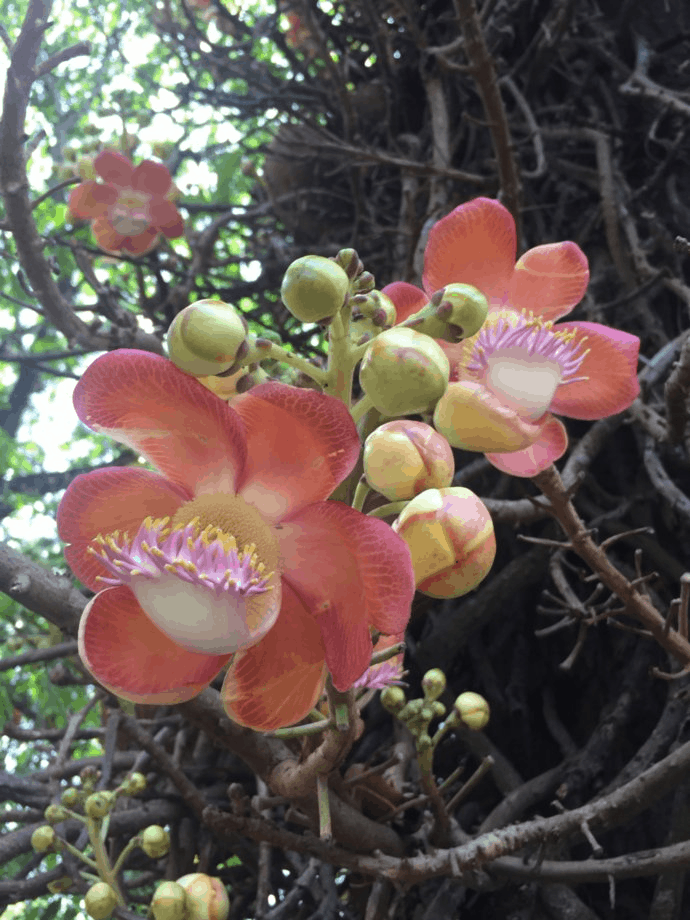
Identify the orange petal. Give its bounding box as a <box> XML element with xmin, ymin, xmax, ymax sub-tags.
<box><xmin>221</xmin><ymin>581</ymin><xmax>327</xmax><ymax>730</ymax></box>
<box><xmin>422</xmin><ymin>198</ymin><xmax>516</xmax><ymax>303</ymax></box>
<box><xmin>506</xmin><ymin>242</ymin><xmax>589</xmax><ymax>321</ymax></box>
<box><xmin>381</xmin><ymin>282</ymin><xmax>428</xmax><ymax>323</ymax></box>
<box><xmin>548</xmin><ymin>322</ymin><xmax>640</xmax><ymax>420</ymax></box>
<box><xmin>79</xmin><ymin>586</ymin><xmax>229</xmax><ymax>704</ymax></box>
<box><xmin>131</xmin><ymin>160</ymin><xmax>173</xmax><ymax>196</ymax></box>
<box><xmin>68</xmin><ymin>181</ymin><xmax>118</xmax><ymax>219</ymax></box>
<box><xmin>94</xmin><ymin>151</ymin><xmax>135</xmax><ymax>186</ymax></box>
<box><xmin>73</xmin><ymin>350</ymin><xmax>248</xmax><ymax>495</ymax></box>
<box><xmin>91</xmin><ymin>217</ymin><xmax>126</xmax><ymax>254</ymax></box>
<box><xmin>434</xmin><ymin>380</ymin><xmax>545</xmax><ymax>452</ymax></box>
<box><xmin>232</xmin><ymin>383</ymin><xmax>360</xmax><ymax>521</ymax></box>
<box><xmin>277</xmin><ymin>501</ymin><xmax>414</xmax><ymax>689</ymax></box>
<box><xmin>120</xmin><ymin>228</ymin><xmax>159</xmax><ymax>255</ymax></box>
<box><xmin>486</xmin><ymin>415</ymin><xmax>568</xmax><ymax>476</ymax></box>
<box><xmin>57</xmin><ymin>467</ymin><xmax>191</xmax><ymax>592</ymax></box>
<box><xmin>148</xmin><ymin>198</ymin><xmax>184</xmax><ymax>236</ymax></box>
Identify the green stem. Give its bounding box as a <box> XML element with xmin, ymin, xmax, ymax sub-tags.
<box><xmin>86</xmin><ymin>816</ymin><xmax>125</xmax><ymax>906</ymax></box>
<box><xmin>56</xmin><ymin>836</ymin><xmax>99</xmax><ymax>870</ymax></box>
<box><xmin>351</xmin><ymin>477</ymin><xmax>371</xmax><ymax>512</ymax></box>
<box><xmin>264</xmin><ymin>343</ymin><xmax>328</xmax><ymax>385</ymax></box>
<box><xmin>367</xmin><ymin>500</ymin><xmax>408</xmax><ymax>519</ymax></box>
<box><xmin>350</xmin><ymin>393</ymin><xmax>374</xmax><ymax>425</ymax></box>
<box><xmin>272</xmin><ymin>719</ymin><xmax>333</xmax><ymax>739</ymax></box>
<box><xmin>316</xmin><ymin>774</ymin><xmax>333</xmax><ymax>841</ymax></box>
<box><xmin>111</xmin><ymin>835</ymin><xmax>142</xmax><ymax>877</ymax></box>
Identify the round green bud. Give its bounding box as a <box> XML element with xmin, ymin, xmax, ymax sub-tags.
<box><xmin>141</xmin><ymin>824</ymin><xmax>171</xmax><ymax>859</ymax></box>
<box><xmin>380</xmin><ymin>686</ymin><xmax>406</xmax><ymax>714</ymax></box>
<box><xmin>421</xmin><ymin>668</ymin><xmax>447</xmax><ymax>702</ymax></box>
<box><xmin>454</xmin><ymin>692</ymin><xmax>490</xmax><ymax>731</ymax></box>
<box><xmin>351</xmin><ymin>290</ymin><xmax>396</xmax><ymax>326</ymax></box>
<box><xmin>31</xmin><ymin>825</ymin><xmax>56</xmax><ymax>853</ymax></box>
<box><xmin>431</xmin><ymin>701</ymin><xmax>446</xmax><ymax>718</ymax></box>
<box><xmin>120</xmin><ymin>771</ymin><xmax>146</xmax><ymax>795</ymax></box>
<box><xmin>84</xmin><ymin>791</ymin><xmax>114</xmax><ymax>819</ymax></box>
<box><xmin>281</xmin><ymin>255</ymin><xmax>349</xmax><ymax>323</ymax></box>
<box><xmin>177</xmin><ymin>874</ymin><xmax>230</xmax><ymax>920</ymax></box>
<box><xmin>167</xmin><ymin>299</ymin><xmax>248</xmax><ymax>377</ymax></box>
<box><xmin>44</xmin><ymin>804</ymin><xmax>68</xmax><ymax>824</ymax></box>
<box><xmin>151</xmin><ymin>882</ymin><xmax>187</xmax><ymax>920</ymax></box>
<box><xmin>403</xmin><ymin>284</ymin><xmax>488</xmax><ymax>343</ymax></box>
<box><xmin>61</xmin><ymin>787</ymin><xmax>80</xmax><ymax>807</ymax></box>
<box><xmin>84</xmin><ymin>882</ymin><xmax>118</xmax><ymax>920</ymax></box>
<box><xmin>359</xmin><ymin>327</ymin><xmax>449</xmax><ymax>416</ymax></box>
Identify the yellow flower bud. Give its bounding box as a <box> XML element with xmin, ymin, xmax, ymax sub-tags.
<box><xmin>404</xmin><ymin>284</ymin><xmax>488</xmax><ymax>343</ymax></box>
<box><xmin>84</xmin><ymin>791</ymin><xmax>114</xmax><ymax>819</ymax></box>
<box><xmin>380</xmin><ymin>686</ymin><xmax>406</xmax><ymax>713</ymax></box>
<box><xmin>61</xmin><ymin>787</ymin><xmax>80</xmax><ymax>807</ymax></box>
<box><xmin>167</xmin><ymin>299</ymin><xmax>247</xmax><ymax>377</ymax></box>
<box><xmin>421</xmin><ymin>668</ymin><xmax>446</xmax><ymax>701</ymax></box>
<box><xmin>392</xmin><ymin>487</ymin><xmax>495</xmax><ymax>598</ymax></box>
<box><xmin>281</xmin><ymin>255</ymin><xmax>349</xmax><ymax>322</ymax></box>
<box><xmin>44</xmin><ymin>803</ymin><xmax>68</xmax><ymax>824</ymax></box>
<box><xmin>454</xmin><ymin>691</ymin><xmax>490</xmax><ymax>730</ymax></box>
<box><xmin>120</xmin><ymin>771</ymin><xmax>147</xmax><ymax>795</ymax></box>
<box><xmin>363</xmin><ymin>420</ymin><xmax>454</xmax><ymax>501</ymax></box>
<box><xmin>359</xmin><ymin>327</ymin><xmax>450</xmax><ymax>417</ymax></box>
<box><xmin>84</xmin><ymin>882</ymin><xmax>118</xmax><ymax>920</ymax></box>
<box><xmin>176</xmin><ymin>874</ymin><xmax>230</xmax><ymax>920</ymax></box>
<box><xmin>141</xmin><ymin>824</ymin><xmax>171</xmax><ymax>858</ymax></box>
<box><xmin>151</xmin><ymin>881</ymin><xmax>187</xmax><ymax>920</ymax></box>
<box><xmin>31</xmin><ymin>825</ymin><xmax>56</xmax><ymax>853</ymax></box>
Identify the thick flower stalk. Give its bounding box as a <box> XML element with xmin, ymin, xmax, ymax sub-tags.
<box><xmin>384</xmin><ymin>197</ymin><xmax>640</xmax><ymax>476</ymax></box>
<box><xmin>57</xmin><ymin>351</ymin><xmax>414</xmax><ymax>731</ymax></box>
<box><xmin>68</xmin><ymin>151</ymin><xmax>184</xmax><ymax>256</ymax></box>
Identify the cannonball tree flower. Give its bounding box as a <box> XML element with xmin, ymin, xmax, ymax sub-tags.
<box><xmin>68</xmin><ymin>151</ymin><xmax>184</xmax><ymax>256</ymax></box>
<box><xmin>384</xmin><ymin>197</ymin><xmax>640</xmax><ymax>476</ymax></box>
<box><xmin>57</xmin><ymin>351</ymin><xmax>414</xmax><ymax>732</ymax></box>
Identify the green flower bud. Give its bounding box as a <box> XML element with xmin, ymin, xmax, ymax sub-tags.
<box><xmin>431</xmin><ymin>701</ymin><xmax>446</xmax><ymax>718</ymax></box>
<box><xmin>141</xmin><ymin>824</ymin><xmax>171</xmax><ymax>858</ymax></box>
<box><xmin>61</xmin><ymin>787</ymin><xmax>80</xmax><ymax>807</ymax></box>
<box><xmin>359</xmin><ymin>327</ymin><xmax>450</xmax><ymax>416</ymax></box>
<box><xmin>177</xmin><ymin>874</ymin><xmax>230</xmax><ymax>920</ymax></box>
<box><xmin>281</xmin><ymin>255</ymin><xmax>349</xmax><ymax>323</ymax></box>
<box><xmin>403</xmin><ymin>284</ymin><xmax>488</xmax><ymax>343</ymax></box>
<box><xmin>351</xmin><ymin>290</ymin><xmax>396</xmax><ymax>325</ymax></box>
<box><xmin>397</xmin><ymin>698</ymin><xmax>425</xmax><ymax>724</ymax></box>
<box><xmin>31</xmin><ymin>825</ymin><xmax>56</xmax><ymax>853</ymax></box>
<box><xmin>380</xmin><ymin>685</ymin><xmax>406</xmax><ymax>714</ymax></box>
<box><xmin>333</xmin><ymin>247</ymin><xmax>363</xmax><ymax>280</ymax></box>
<box><xmin>120</xmin><ymin>771</ymin><xmax>146</xmax><ymax>795</ymax></box>
<box><xmin>84</xmin><ymin>791</ymin><xmax>114</xmax><ymax>819</ymax></box>
<box><xmin>151</xmin><ymin>882</ymin><xmax>187</xmax><ymax>920</ymax></box>
<box><xmin>44</xmin><ymin>804</ymin><xmax>68</xmax><ymax>824</ymax></box>
<box><xmin>454</xmin><ymin>692</ymin><xmax>490</xmax><ymax>731</ymax></box>
<box><xmin>421</xmin><ymin>668</ymin><xmax>447</xmax><ymax>702</ymax></box>
<box><xmin>352</xmin><ymin>270</ymin><xmax>375</xmax><ymax>294</ymax></box>
<box><xmin>167</xmin><ymin>299</ymin><xmax>248</xmax><ymax>377</ymax></box>
<box><xmin>84</xmin><ymin>882</ymin><xmax>118</xmax><ymax>920</ymax></box>
<box><xmin>363</xmin><ymin>420</ymin><xmax>454</xmax><ymax>501</ymax></box>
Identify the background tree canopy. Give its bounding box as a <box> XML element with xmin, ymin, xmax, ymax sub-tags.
<box><xmin>2</xmin><ymin>0</ymin><xmax>690</xmax><ymax>917</ymax></box>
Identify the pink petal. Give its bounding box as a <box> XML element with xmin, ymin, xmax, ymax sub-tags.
<box><xmin>422</xmin><ymin>198</ymin><xmax>516</xmax><ymax>303</ymax></box>
<box><xmin>148</xmin><ymin>198</ymin><xmax>184</xmax><ymax>237</ymax></box>
<box><xmin>548</xmin><ymin>322</ymin><xmax>640</xmax><ymax>420</ymax></box>
<box><xmin>131</xmin><ymin>160</ymin><xmax>173</xmax><ymax>196</ymax></box>
<box><xmin>91</xmin><ymin>217</ymin><xmax>126</xmax><ymax>254</ymax></box>
<box><xmin>506</xmin><ymin>242</ymin><xmax>589</xmax><ymax>321</ymax></box>
<box><xmin>221</xmin><ymin>581</ymin><xmax>327</xmax><ymax>730</ymax></box>
<box><xmin>276</xmin><ymin>501</ymin><xmax>414</xmax><ymax>689</ymax></box>
<box><xmin>486</xmin><ymin>415</ymin><xmax>568</xmax><ymax>476</ymax></box>
<box><xmin>232</xmin><ymin>383</ymin><xmax>360</xmax><ymax>522</ymax></box>
<box><xmin>94</xmin><ymin>151</ymin><xmax>135</xmax><ymax>186</ymax></box>
<box><xmin>120</xmin><ymin>228</ymin><xmax>159</xmax><ymax>255</ymax></box>
<box><xmin>68</xmin><ymin>182</ymin><xmax>118</xmax><ymax>219</ymax></box>
<box><xmin>73</xmin><ymin>350</ymin><xmax>248</xmax><ymax>495</ymax></box>
<box><xmin>79</xmin><ymin>586</ymin><xmax>229</xmax><ymax>704</ymax></box>
<box><xmin>57</xmin><ymin>467</ymin><xmax>191</xmax><ymax>592</ymax></box>
<box><xmin>382</xmin><ymin>282</ymin><xmax>428</xmax><ymax>323</ymax></box>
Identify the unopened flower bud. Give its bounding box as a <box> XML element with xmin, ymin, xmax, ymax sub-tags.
<box><xmin>404</xmin><ymin>284</ymin><xmax>488</xmax><ymax>343</ymax></box>
<box><xmin>177</xmin><ymin>874</ymin><xmax>230</xmax><ymax>920</ymax></box>
<box><xmin>393</xmin><ymin>487</ymin><xmax>496</xmax><ymax>598</ymax></box>
<box><xmin>47</xmin><ymin>876</ymin><xmax>73</xmax><ymax>894</ymax></box>
<box><xmin>61</xmin><ymin>787</ymin><xmax>80</xmax><ymax>807</ymax></box>
<box><xmin>421</xmin><ymin>668</ymin><xmax>446</xmax><ymax>701</ymax></box>
<box><xmin>380</xmin><ymin>685</ymin><xmax>406</xmax><ymax>713</ymax></box>
<box><xmin>120</xmin><ymin>772</ymin><xmax>147</xmax><ymax>795</ymax></box>
<box><xmin>141</xmin><ymin>824</ymin><xmax>171</xmax><ymax>858</ymax></box>
<box><xmin>353</xmin><ymin>270</ymin><xmax>375</xmax><ymax>294</ymax></box>
<box><xmin>431</xmin><ymin>701</ymin><xmax>446</xmax><ymax>718</ymax></box>
<box><xmin>454</xmin><ymin>692</ymin><xmax>490</xmax><ymax>730</ymax></box>
<box><xmin>363</xmin><ymin>420</ymin><xmax>454</xmax><ymax>501</ymax></box>
<box><xmin>31</xmin><ymin>825</ymin><xmax>56</xmax><ymax>853</ymax></box>
<box><xmin>44</xmin><ymin>804</ymin><xmax>68</xmax><ymax>824</ymax></box>
<box><xmin>84</xmin><ymin>791</ymin><xmax>114</xmax><ymax>819</ymax></box>
<box><xmin>84</xmin><ymin>882</ymin><xmax>118</xmax><ymax>920</ymax></box>
<box><xmin>281</xmin><ymin>255</ymin><xmax>349</xmax><ymax>322</ymax></box>
<box><xmin>359</xmin><ymin>327</ymin><xmax>449</xmax><ymax>417</ymax></box>
<box><xmin>151</xmin><ymin>882</ymin><xmax>188</xmax><ymax>920</ymax></box>
<box><xmin>351</xmin><ymin>289</ymin><xmax>396</xmax><ymax>326</ymax></box>
<box><xmin>334</xmin><ymin>247</ymin><xmax>363</xmax><ymax>280</ymax></box>
<box><xmin>167</xmin><ymin>299</ymin><xmax>247</xmax><ymax>377</ymax></box>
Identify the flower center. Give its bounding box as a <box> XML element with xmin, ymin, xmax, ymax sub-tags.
<box><xmin>109</xmin><ymin>190</ymin><xmax>150</xmax><ymax>236</ymax></box>
<box><xmin>468</xmin><ymin>312</ymin><xmax>589</xmax><ymax>419</ymax></box>
<box><xmin>89</xmin><ymin>495</ymin><xmax>282</xmax><ymax>655</ymax></box>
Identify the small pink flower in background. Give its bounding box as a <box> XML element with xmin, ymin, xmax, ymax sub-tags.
<box><xmin>68</xmin><ymin>151</ymin><xmax>184</xmax><ymax>256</ymax></box>
<box><xmin>384</xmin><ymin>198</ymin><xmax>640</xmax><ymax>477</ymax></box>
<box><xmin>57</xmin><ymin>351</ymin><xmax>414</xmax><ymax>732</ymax></box>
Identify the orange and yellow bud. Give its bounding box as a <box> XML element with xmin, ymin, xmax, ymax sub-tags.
<box><xmin>176</xmin><ymin>874</ymin><xmax>230</xmax><ymax>920</ymax></box>
<box><xmin>363</xmin><ymin>420</ymin><xmax>454</xmax><ymax>501</ymax></box>
<box><xmin>392</xmin><ymin>487</ymin><xmax>495</xmax><ymax>598</ymax></box>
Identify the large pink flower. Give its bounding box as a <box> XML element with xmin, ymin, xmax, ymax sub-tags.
<box><xmin>68</xmin><ymin>151</ymin><xmax>184</xmax><ymax>256</ymax></box>
<box><xmin>384</xmin><ymin>198</ymin><xmax>640</xmax><ymax>476</ymax></box>
<box><xmin>57</xmin><ymin>351</ymin><xmax>414</xmax><ymax>731</ymax></box>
